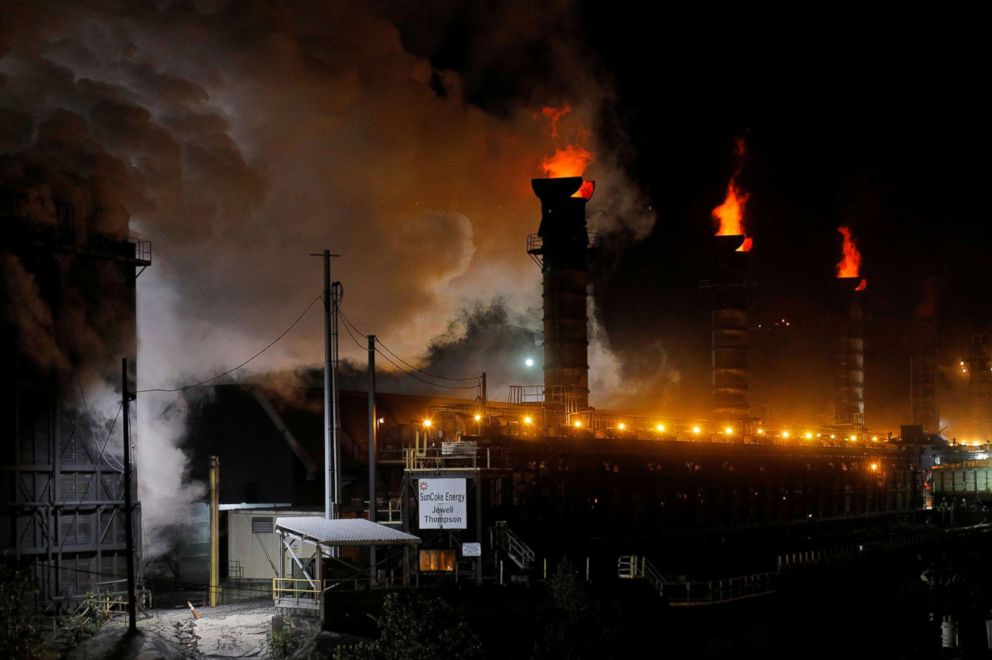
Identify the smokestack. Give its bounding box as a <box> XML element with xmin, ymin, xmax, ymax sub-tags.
<box><xmin>528</xmin><ymin>177</ymin><xmax>594</xmax><ymax>418</ymax></box>
<box><xmin>833</xmin><ymin>278</ymin><xmax>866</xmax><ymax>428</ymax></box>
<box><xmin>705</xmin><ymin>235</ymin><xmax>750</xmax><ymax>428</ymax></box>
<box><xmin>911</xmin><ymin>317</ymin><xmax>938</xmax><ymax>434</ymax></box>
<box><xmin>968</xmin><ymin>334</ymin><xmax>991</xmax><ymax>441</ymax></box>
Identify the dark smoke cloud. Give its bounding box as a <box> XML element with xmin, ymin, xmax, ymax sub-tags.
<box><xmin>1</xmin><ymin>0</ymin><xmax>654</xmax><ymax>548</ymax></box>
<box><xmin>1</xmin><ymin>251</ymin><xmax>68</xmax><ymax>372</ymax></box>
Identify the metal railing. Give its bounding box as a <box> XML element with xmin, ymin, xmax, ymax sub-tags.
<box><xmin>272</xmin><ymin>577</ymin><xmax>322</xmax><ymax>610</ymax></box>
<box><xmin>6</xmin><ymin>211</ymin><xmax>152</xmax><ymax>265</ymax></box>
<box><xmin>403</xmin><ymin>446</ymin><xmax>493</xmax><ymax>471</ymax></box>
<box><xmin>663</xmin><ymin>572</ymin><xmax>777</xmax><ymax>606</ymax></box>
<box><xmin>526</xmin><ymin>232</ymin><xmax>600</xmax><ymax>268</ymax></box>
<box><xmin>493</xmin><ymin>522</ymin><xmax>535</xmax><ymax>569</ymax></box>
<box><xmin>618</xmin><ymin>555</ymin><xmax>775</xmax><ymax>606</ymax></box>
<box><xmin>618</xmin><ymin>555</ymin><xmax>666</xmax><ymax>595</ymax></box>
<box><xmin>272</xmin><ymin>575</ymin><xmax>408</xmax><ymax>609</ymax></box>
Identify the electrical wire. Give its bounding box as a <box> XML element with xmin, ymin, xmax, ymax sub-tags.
<box><xmin>96</xmin><ymin>404</ymin><xmax>125</xmax><ymax>472</ymax></box>
<box><xmin>375</xmin><ymin>337</ymin><xmax>480</xmax><ymax>382</ymax></box>
<box><xmin>138</xmin><ymin>294</ymin><xmax>322</xmax><ymax>393</ymax></box>
<box><xmin>338</xmin><ymin>308</ymin><xmax>481</xmax><ymax>391</ymax></box>
<box><xmin>375</xmin><ymin>346</ymin><xmax>481</xmax><ymax>391</ymax></box>
<box><xmin>70</xmin><ymin>375</ymin><xmax>125</xmax><ymax>471</ymax></box>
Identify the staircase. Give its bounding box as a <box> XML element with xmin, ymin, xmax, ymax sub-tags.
<box><xmin>618</xmin><ymin>555</ymin><xmax>666</xmax><ymax>596</ymax></box>
<box><xmin>491</xmin><ymin>521</ymin><xmax>536</xmax><ymax>570</ymax></box>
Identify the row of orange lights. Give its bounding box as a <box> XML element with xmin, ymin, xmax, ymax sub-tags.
<box><xmin>423</xmin><ymin>417</ymin><xmax>901</xmax><ymax>444</ymax></box>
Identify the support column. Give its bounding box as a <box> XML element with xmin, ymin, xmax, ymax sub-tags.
<box><xmin>475</xmin><ymin>472</ymin><xmax>483</xmax><ymax>585</ymax></box>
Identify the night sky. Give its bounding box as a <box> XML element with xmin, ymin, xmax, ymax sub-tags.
<box><xmin>3</xmin><ymin>2</ymin><xmax>990</xmax><ymax>454</ymax></box>
<box><xmin>386</xmin><ymin>5</ymin><xmax>992</xmax><ymax>432</ymax></box>
<box><xmin>597</xmin><ymin>16</ymin><xmax>990</xmax><ymax>433</ymax></box>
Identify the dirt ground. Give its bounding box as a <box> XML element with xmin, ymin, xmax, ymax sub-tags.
<box><xmin>66</xmin><ymin>599</ymin><xmax>287</xmax><ymax>659</ymax></box>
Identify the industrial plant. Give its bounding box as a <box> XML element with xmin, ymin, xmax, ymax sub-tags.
<box><xmin>4</xmin><ymin>5</ymin><xmax>992</xmax><ymax>658</ymax></box>
<box><xmin>7</xmin><ymin>167</ymin><xmax>988</xmax><ymax>657</ymax></box>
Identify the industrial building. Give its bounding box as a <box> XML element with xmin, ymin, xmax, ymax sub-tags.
<box><xmin>0</xmin><ymin>172</ymin><xmax>962</xmax><ymax>618</ymax></box>
<box><xmin>170</xmin><ymin>176</ymin><xmax>943</xmax><ymax>612</ymax></box>
<box><xmin>1</xmin><ymin>195</ymin><xmax>149</xmax><ymax>607</ymax></box>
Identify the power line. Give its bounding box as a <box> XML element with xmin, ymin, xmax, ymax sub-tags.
<box><xmin>338</xmin><ymin>309</ymin><xmax>480</xmax><ymax>391</ymax></box>
<box><xmin>376</xmin><ymin>337</ymin><xmax>480</xmax><ymax>382</ymax></box>
<box><xmin>375</xmin><ymin>346</ymin><xmax>481</xmax><ymax>391</ymax></box>
<box><xmin>138</xmin><ymin>294</ymin><xmax>322</xmax><ymax>393</ymax></box>
<box><xmin>96</xmin><ymin>403</ymin><xmax>125</xmax><ymax>472</ymax></box>
<box><xmin>338</xmin><ymin>310</ymin><xmax>369</xmax><ymax>351</ymax></box>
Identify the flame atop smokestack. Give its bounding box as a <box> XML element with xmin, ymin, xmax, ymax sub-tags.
<box><xmin>542</xmin><ymin>145</ymin><xmax>593</xmax><ymax>178</ymax></box>
<box><xmin>537</xmin><ymin>103</ymin><xmax>594</xmax><ymax>198</ymax></box>
<box><xmin>711</xmin><ymin>138</ymin><xmax>751</xmax><ymax>252</ymax></box>
<box><xmin>836</xmin><ymin>226</ymin><xmax>863</xmax><ymax>280</ymax></box>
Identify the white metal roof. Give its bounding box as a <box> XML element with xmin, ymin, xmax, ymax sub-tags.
<box><xmin>275</xmin><ymin>517</ymin><xmax>421</xmax><ymax>547</ymax></box>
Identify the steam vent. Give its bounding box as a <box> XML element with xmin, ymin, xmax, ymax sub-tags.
<box><xmin>707</xmin><ymin>235</ymin><xmax>751</xmax><ymax>428</ymax></box>
<box><xmin>833</xmin><ymin>277</ymin><xmax>866</xmax><ymax>427</ymax></box>
<box><xmin>528</xmin><ymin>176</ymin><xmax>594</xmax><ymax>420</ymax></box>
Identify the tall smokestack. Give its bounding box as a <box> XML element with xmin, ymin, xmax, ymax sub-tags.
<box><xmin>968</xmin><ymin>334</ymin><xmax>992</xmax><ymax>441</ymax></box>
<box><xmin>705</xmin><ymin>235</ymin><xmax>751</xmax><ymax>428</ymax></box>
<box><xmin>833</xmin><ymin>278</ymin><xmax>866</xmax><ymax>428</ymax></box>
<box><xmin>911</xmin><ymin>317</ymin><xmax>938</xmax><ymax>434</ymax></box>
<box><xmin>528</xmin><ymin>177</ymin><xmax>594</xmax><ymax>417</ymax></box>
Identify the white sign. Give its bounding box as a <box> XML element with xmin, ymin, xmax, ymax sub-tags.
<box><xmin>462</xmin><ymin>542</ymin><xmax>481</xmax><ymax>557</ymax></box>
<box><xmin>418</xmin><ymin>478</ymin><xmax>467</xmax><ymax>529</ymax></box>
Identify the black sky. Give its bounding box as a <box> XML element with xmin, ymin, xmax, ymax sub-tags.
<box><xmin>387</xmin><ymin>7</ymin><xmax>992</xmax><ymax>431</ymax></box>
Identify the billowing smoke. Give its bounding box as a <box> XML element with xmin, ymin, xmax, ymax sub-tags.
<box><xmin>1</xmin><ymin>0</ymin><xmax>653</xmax><ymax>552</ymax></box>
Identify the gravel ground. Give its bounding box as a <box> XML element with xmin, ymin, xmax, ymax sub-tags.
<box><xmin>68</xmin><ymin>600</ymin><xmax>282</xmax><ymax>659</ymax></box>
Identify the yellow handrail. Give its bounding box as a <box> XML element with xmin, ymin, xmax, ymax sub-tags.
<box><xmin>272</xmin><ymin>578</ymin><xmax>320</xmax><ymax>600</ymax></box>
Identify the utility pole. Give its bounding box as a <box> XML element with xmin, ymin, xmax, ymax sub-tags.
<box><xmin>209</xmin><ymin>456</ymin><xmax>220</xmax><ymax>606</ymax></box>
<box><xmin>332</xmin><ymin>280</ymin><xmax>342</xmax><ymax>519</ymax></box>
<box><xmin>368</xmin><ymin>335</ymin><xmax>377</xmax><ymax>584</ymax></box>
<box><xmin>121</xmin><ymin>359</ymin><xmax>137</xmax><ymax>635</ymax></box>
<box><xmin>481</xmin><ymin>372</ymin><xmax>488</xmax><ymax>437</ymax></box>
<box><xmin>311</xmin><ymin>249</ymin><xmax>341</xmax><ymax>520</ymax></box>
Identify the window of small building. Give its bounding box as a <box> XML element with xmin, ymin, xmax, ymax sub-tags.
<box><xmin>418</xmin><ymin>549</ymin><xmax>456</xmax><ymax>572</ymax></box>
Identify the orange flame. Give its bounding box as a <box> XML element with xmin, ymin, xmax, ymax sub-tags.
<box><xmin>541</xmin><ymin>144</ymin><xmax>593</xmax><ymax>178</ymax></box>
<box><xmin>712</xmin><ymin>138</ymin><xmax>750</xmax><ymax>247</ymax></box>
<box><xmin>712</xmin><ymin>180</ymin><xmax>749</xmax><ymax>237</ymax></box>
<box><xmin>855</xmin><ymin>279</ymin><xmax>867</xmax><ymax>291</ymax></box>
<box><xmin>836</xmin><ymin>226</ymin><xmax>862</xmax><ymax>278</ymax></box>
